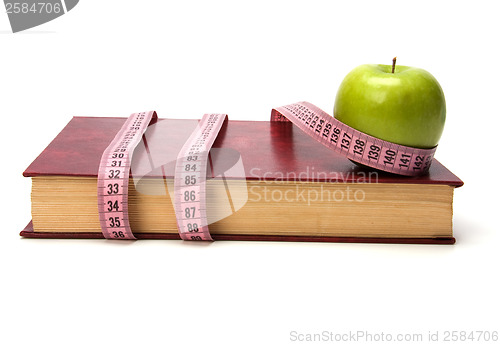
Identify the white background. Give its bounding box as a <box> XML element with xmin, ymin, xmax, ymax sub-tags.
<box><xmin>1</xmin><ymin>1</ymin><xmax>499</xmax><ymax>344</ymax></box>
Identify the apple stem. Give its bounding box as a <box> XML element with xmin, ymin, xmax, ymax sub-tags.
<box><xmin>392</xmin><ymin>57</ymin><xmax>397</xmax><ymax>73</ymax></box>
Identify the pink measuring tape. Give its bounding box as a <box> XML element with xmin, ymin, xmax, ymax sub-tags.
<box><xmin>98</xmin><ymin>102</ymin><xmax>436</xmax><ymax>240</ymax></box>
<box><xmin>97</xmin><ymin>111</ymin><xmax>157</xmax><ymax>239</ymax></box>
<box><xmin>174</xmin><ymin>113</ymin><xmax>228</xmax><ymax>241</ymax></box>
<box><xmin>271</xmin><ymin>102</ymin><xmax>436</xmax><ymax>176</ymax></box>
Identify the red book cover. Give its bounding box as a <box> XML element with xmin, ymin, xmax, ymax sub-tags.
<box><xmin>21</xmin><ymin>116</ymin><xmax>463</xmax><ymax>244</ymax></box>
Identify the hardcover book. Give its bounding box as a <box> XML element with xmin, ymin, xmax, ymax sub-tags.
<box><xmin>21</xmin><ymin>115</ymin><xmax>463</xmax><ymax>244</ymax></box>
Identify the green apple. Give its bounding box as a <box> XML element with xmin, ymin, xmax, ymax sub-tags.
<box><xmin>334</xmin><ymin>61</ymin><xmax>446</xmax><ymax>149</ymax></box>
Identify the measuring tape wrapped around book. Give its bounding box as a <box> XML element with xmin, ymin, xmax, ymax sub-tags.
<box><xmin>97</xmin><ymin>102</ymin><xmax>437</xmax><ymax>241</ymax></box>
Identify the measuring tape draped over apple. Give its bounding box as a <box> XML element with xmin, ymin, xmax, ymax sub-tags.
<box><xmin>97</xmin><ymin>102</ymin><xmax>438</xmax><ymax>241</ymax></box>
